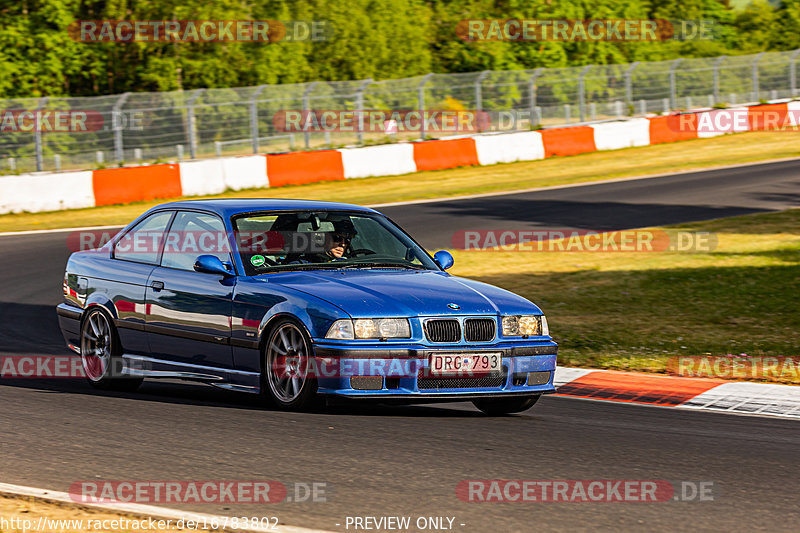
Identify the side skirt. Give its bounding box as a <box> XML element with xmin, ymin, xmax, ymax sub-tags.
<box><xmin>121</xmin><ymin>354</ymin><xmax>261</xmax><ymax>394</ymax></box>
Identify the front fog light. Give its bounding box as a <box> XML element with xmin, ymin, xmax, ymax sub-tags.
<box><xmin>325</xmin><ymin>319</ymin><xmax>354</xmax><ymax>339</ymax></box>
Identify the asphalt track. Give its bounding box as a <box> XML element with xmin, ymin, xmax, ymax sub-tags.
<box><xmin>1</xmin><ymin>158</ymin><xmax>799</xmax><ymax>532</ymax></box>
<box><xmin>381</xmin><ymin>158</ymin><xmax>800</xmax><ymax>250</ymax></box>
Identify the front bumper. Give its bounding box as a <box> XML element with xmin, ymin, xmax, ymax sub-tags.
<box><xmin>311</xmin><ymin>340</ymin><xmax>558</xmax><ymax>398</ymax></box>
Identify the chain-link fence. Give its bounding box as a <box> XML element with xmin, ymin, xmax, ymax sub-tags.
<box><xmin>2</xmin><ymin>49</ymin><xmax>799</xmax><ymax>174</ymax></box>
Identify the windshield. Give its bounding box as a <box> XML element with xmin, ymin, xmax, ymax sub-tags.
<box><xmin>232</xmin><ymin>210</ymin><xmax>439</xmax><ymax>275</ymax></box>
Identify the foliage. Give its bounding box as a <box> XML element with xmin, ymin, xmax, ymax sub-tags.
<box><xmin>0</xmin><ymin>0</ymin><xmax>797</xmax><ymax>97</ymax></box>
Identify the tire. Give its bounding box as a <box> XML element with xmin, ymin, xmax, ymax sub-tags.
<box><xmin>261</xmin><ymin>318</ymin><xmax>319</xmax><ymax>411</ymax></box>
<box><xmin>80</xmin><ymin>307</ymin><xmax>143</xmax><ymax>392</ymax></box>
<box><xmin>472</xmin><ymin>395</ymin><xmax>540</xmax><ymax>416</ymax></box>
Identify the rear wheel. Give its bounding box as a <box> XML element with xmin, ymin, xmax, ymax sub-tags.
<box><xmin>80</xmin><ymin>307</ymin><xmax>142</xmax><ymax>392</ymax></box>
<box><xmin>472</xmin><ymin>395</ymin><xmax>540</xmax><ymax>416</ymax></box>
<box><xmin>262</xmin><ymin>319</ymin><xmax>319</xmax><ymax>411</ymax></box>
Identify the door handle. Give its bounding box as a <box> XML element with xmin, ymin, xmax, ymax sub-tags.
<box><xmin>150</xmin><ymin>281</ymin><xmax>164</xmax><ymax>292</ymax></box>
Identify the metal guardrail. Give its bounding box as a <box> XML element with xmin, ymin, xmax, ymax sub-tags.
<box><xmin>2</xmin><ymin>49</ymin><xmax>799</xmax><ymax>174</ymax></box>
<box><xmin>214</xmin><ymin>135</ymin><xmax>296</xmax><ymax>157</ymax></box>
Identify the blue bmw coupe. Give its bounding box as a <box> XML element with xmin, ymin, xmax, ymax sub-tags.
<box><xmin>57</xmin><ymin>199</ymin><xmax>557</xmax><ymax>414</ymax></box>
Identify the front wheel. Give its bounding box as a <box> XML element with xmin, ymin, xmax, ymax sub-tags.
<box><xmin>262</xmin><ymin>319</ymin><xmax>319</xmax><ymax>411</ymax></box>
<box><xmin>80</xmin><ymin>307</ymin><xmax>142</xmax><ymax>392</ymax></box>
<box><xmin>472</xmin><ymin>395</ymin><xmax>540</xmax><ymax>416</ymax></box>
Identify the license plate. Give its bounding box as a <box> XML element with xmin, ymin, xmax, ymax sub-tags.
<box><xmin>429</xmin><ymin>352</ymin><xmax>502</xmax><ymax>377</ymax></box>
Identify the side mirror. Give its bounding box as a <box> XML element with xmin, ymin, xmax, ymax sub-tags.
<box><xmin>433</xmin><ymin>250</ymin><xmax>454</xmax><ymax>271</ymax></box>
<box><xmin>194</xmin><ymin>255</ymin><xmax>233</xmax><ymax>277</ymax></box>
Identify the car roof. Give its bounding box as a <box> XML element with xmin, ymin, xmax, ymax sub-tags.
<box><xmin>151</xmin><ymin>198</ymin><xmax>380</xmax><ymax>217</ymax></box>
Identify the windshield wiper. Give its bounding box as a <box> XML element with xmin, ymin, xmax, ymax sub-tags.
<box><xmin>340</xmin><ymin>262</ymin><xmax>428</xmax><ymax>270</ymax></box>
<box><xmin>255</xmin><ymin>262</ymin><xmax>430</xmax><ymax>273</ymax></box>
<box><xmin>257</xmin><ymin>263</ymin><xmax>348</xmax><ymax>273</ymax></box>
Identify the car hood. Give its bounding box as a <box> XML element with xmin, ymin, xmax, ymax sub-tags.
<box><xmin>258</xmin><ymin>269</ymin><xmax>541</xmax><ymax>317</ymax></box>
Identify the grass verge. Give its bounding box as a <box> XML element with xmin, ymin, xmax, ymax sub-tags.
<box><xmin>1</xmin><ymin>130</ymin><xmax>800</xmax><ymax>232</ymax></box>
<box><xmin>450</xmin><ymin>208</ymin><xmax>800</xmax><ymax>384</ymax></box>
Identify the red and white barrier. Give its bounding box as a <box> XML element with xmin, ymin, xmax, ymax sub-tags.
<box><xmin>787</xmin><ymin>101</ymin><xmax>800</xmax><ymax>126</ymax></box>
<box><xmin>178</xmin><ymin>159</ymin><xmax>227</xmax><ymax>196</ymax></box>
<box><xmin>221</xmin><ymin>155</ymin><xmax>268</xmax><ymax>191</ymax></box>
<box><xmin>696</xmin><ymin>107</ymin><xmax>750</xmax><ymax>138</ymax></box>
<box><xmin>1</xmin><ymin>101</ymin><xmax>795</xmax><ymax>215</ymax></box>
<box><xmin>0</xmin><ymin>170</ymin><xmax>94</xmax><ymax>214</ymax></box>
<box><xmin>474</xmin><ymin>131</ymin><xmax>545</xmax><ymax>165</ymax></box>
<box><xmin>178</xmin><ymin>155</ymin><xmax>270</xmax><ymax>196</ymax></box>
<box><xmin>339</xmin><ymin>144</ymin><xmax>416</xmax><ymax>178</ymax></box>
<box><xmin>590</xmin><ymin>118</ymin><xmax>651</xmax><ymax>150</ymax></box>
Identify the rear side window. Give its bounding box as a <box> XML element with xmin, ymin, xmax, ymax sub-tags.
<box><xmin>113</xmin><ymin>211</ymin><xmax>174</xmax><ymax>264</ymax></box>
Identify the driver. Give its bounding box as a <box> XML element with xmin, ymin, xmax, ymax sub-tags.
<box><xmin>313</xmin><ymin>219</ymin><xmax>358</xmax><ymax>262</ymax></box>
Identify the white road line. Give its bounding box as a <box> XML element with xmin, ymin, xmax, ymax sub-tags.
<box><xmin>0</xmin><ymin>225</ymin><xmax>123</xmax><ymax>237</ymax></box>
<box><xmin>369</xmin><ymin>156</ymin><xmax>800</xmax><ymax>208</ymax></box>
<box><xmin>2</xmin><ymin>156</ymin><xmax>798</xmax><ymax>238</ymax></box>
<box><xmin>0</xmin><ymin>482</ymin><xmax>333</xmax><ymax>533</ymax></box>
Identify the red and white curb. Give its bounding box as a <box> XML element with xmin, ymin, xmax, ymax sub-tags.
<box><xmin>0</xmin><ymin>482</ymin><xmax>331</xmax><ymax>533</ymax></box>
<box><xmin>554</xmin><ymin>367</ymin><xmax>800</xmax><ymax>419</ymax></box>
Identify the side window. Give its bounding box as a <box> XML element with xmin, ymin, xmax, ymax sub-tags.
<box><xmin>113</xmin><ymin>211</ymin><xmax>173</xmax><ymax>264</ymax></box>
<box><xmin>161</xmin><ymin>211</ymin><xmax>230</xmax><ymax>271</ymax></box>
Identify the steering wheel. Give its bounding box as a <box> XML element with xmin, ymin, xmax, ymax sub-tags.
<box><xmin>350</xmin><ymin>248</ymin><xmax>377</xmax><ymax>257</ymax></box>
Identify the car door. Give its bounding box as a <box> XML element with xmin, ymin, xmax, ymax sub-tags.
<box><xmin>109</xmin><ymin>210</ymin><xmax>176</xmax><ymax>355</ymax></box>
<box><xmin>144</xmin><ymin>210</ymin><xmax>235</xmax><ymax>369</ymax></box>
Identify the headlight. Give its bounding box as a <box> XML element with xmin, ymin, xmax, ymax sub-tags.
<box><xmin>502</xmin><ymin>315</ymin><xmax>546</xmax><ymax>337</ymax></box>
<box><xmin>325</xmin><ymin>318</ymin><xmax>410</xmax><ymax>339</ymax></box>
<box><xmin>355</xmin><ymin>318</ymin><xmax>410</xmax><ymax>338</ymax></box>
<box><xmin>326</xmin><ymin>319</ymin><xmax>354</xmax><ymax>339</ymax></box>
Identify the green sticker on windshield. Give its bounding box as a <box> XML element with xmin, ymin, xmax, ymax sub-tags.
<box><xmin>250</xmin><ymin>255</ymin><xmax>266</xmax><ymax>267</ymax></box>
